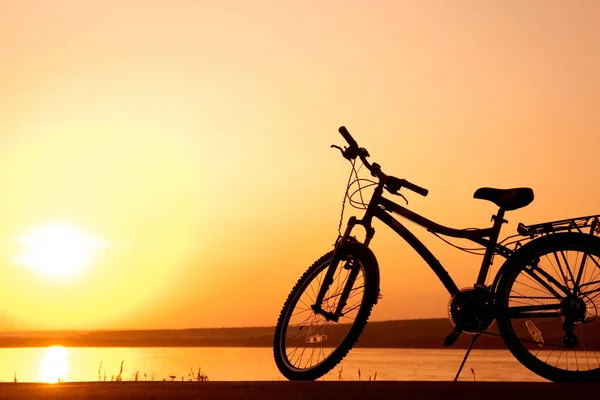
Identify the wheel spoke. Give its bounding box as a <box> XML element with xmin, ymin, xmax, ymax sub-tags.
<box><xmin>575</xmin><ymin>252</ymin><xmax>589</xmax><ymax>292</ymax></box>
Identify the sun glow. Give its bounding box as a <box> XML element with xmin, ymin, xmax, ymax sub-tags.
<box><xmin>14</xmin><ymin>224</ymin><xmax>104</xmax><ymax>279</ymax></box>
<box><xmin>39</xmin><ymin>346</ymin><xmax>70</xmax><ymax>383</ymax></box>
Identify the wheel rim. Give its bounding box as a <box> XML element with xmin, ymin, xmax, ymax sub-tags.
<box><xmin>279</xmin><ymin>254</ymin><xmax>367</xmax><ymax>373</ymax></box>
<box><xmin>502</xmin><ymin>242</ymin><xmax>600</xmax><ymax>375</ymax></box>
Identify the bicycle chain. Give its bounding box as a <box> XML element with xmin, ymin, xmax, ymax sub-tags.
<box><xmin>509</xmin><ymin>295</ymin><xmax>558</xmax><ymax>300</ymax></box>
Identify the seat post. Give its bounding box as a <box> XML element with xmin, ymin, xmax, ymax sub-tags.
<box><xmin>475</xmin><ymin>208</ymin><xmax>507</xmax><ymax>285</ymax></box>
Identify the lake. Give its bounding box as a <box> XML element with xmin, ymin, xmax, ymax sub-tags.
<box><xmin>0</xmin><ymin>347</ymin><xmax>547</xmax><ymax>383</ymax></box>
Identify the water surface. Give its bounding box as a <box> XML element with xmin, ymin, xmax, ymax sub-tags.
<box><xmin>0</xmin><ymin>347</ymin><xmax>546</xmax><ymax>383</ymax></box>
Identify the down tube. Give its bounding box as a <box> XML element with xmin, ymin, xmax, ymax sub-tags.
<box><xmin>376</xmin><ymin>208</ymin><xmax>460</xmax><ymax>296</ymax></box>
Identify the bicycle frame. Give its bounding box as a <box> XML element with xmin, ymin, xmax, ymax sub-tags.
<box><xmin>278</xmin><ymin>126</ymin><xmax>600</xmax><ymax>383</ymax></box>
<box><xmin>313</xmin><ymin>178</ymin><xmax>516</xmax><ymax>317</ymax></box>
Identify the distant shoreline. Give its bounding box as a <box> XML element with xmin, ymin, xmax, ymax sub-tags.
<box><xmin>0</xmin><ymin>318</ymin><xmax>598</xmax><ymax>350</ymax></box>
<box><xmin>0</xmin><ymin>318</ymin><xmax>463</xmax><ymax>349</ymax></box>
<box><xmin>0</xmin><ymin>319</ymin><xmax>489</xmax><ymax>349</ymax></box>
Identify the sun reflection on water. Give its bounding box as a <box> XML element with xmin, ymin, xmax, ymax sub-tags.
<box><xmin>39</xmin><ymin>346</ymin><xmax>69</xmax><ymax>383</ymax></box>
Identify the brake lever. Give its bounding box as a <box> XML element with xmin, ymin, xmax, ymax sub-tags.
<box><xmin>331</xmin><ymin>144</ymin><xmax>358</xmax><ymax>160</ymax></box>
<box><xmin>331</xmin><ymin>145</ymin><xmax>344</xmax><ymax>155</ymax></box>
<box><xmin>398</xmin><ymin>193</ymin><xmax>409</xmax><ymax>205</ymax></box>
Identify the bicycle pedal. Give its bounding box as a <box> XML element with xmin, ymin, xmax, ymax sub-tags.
<box><xmin>443</xmin><ymin>327</ymin><xmax>462</xmax><ymax>347</ymax></box>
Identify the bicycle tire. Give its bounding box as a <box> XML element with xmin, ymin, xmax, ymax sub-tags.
<box><xmin>273</xmin><ymin>240</ymin><xmax>380</xmax><ymax>381</ymax></box>
<box><xmin>495</xmin><ymin>232</ymin><xmax>600</xmax><ymax>382</ymax></box>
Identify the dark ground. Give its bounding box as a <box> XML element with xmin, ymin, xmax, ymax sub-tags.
<box><xmin>0</xmin><ymin>381</ymin><xmax>597</xmax><ymax>400</ymax></box>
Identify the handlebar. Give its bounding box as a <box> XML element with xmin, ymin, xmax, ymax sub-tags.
<box><xmin>338</xmin><ymin>126</ymin><xmax>359</xmax><ymax>150</ymax></box>
<box><xmin>399</xmin><ymin>179</ymin><xmax>429</xmax><ymax>197</ymax></box>
<box><xmin>337</xmin><ymin>126</ymin><xmax>429</xmax><ymax>197</ymax></box>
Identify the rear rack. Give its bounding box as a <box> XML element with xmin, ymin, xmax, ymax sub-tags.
<box><xmin>517</xmin><ymin>215</ymin><xmax>600</xmax><ymax>238</ymax></box>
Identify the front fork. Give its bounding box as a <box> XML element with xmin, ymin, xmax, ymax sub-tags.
<box><xmin>311</xmin><ymin>216</ymin><xmax>375</xmax><ymax>322</ymax></box>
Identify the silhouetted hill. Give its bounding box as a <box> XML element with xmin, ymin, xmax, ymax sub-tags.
<box><xmin>0</xmin><ymin>318</ymin><xmax>598</xmax><ymax>349</ymax></box>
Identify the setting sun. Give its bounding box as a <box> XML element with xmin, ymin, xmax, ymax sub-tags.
<box><xmin>14</xmin><ymin>224</ymin><xmax>104</xmax><ymax>279</ymax></box>
<box><xmin>39</xmin><ymin>346</ymin><xmax>69</xmax><ymax>383</ymax></box>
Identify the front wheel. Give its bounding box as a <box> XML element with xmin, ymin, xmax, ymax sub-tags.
<box><xmin>273</xmin><ymin>240</ymin><xmax>380</xmax><ymax>381</ymax></box>
<box><xmin>496</xmin><ymin>232</ymin><xmax>600</xmax><ymax>382</ymax></box>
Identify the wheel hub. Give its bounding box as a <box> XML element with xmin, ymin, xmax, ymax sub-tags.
<box><xmin>448</xmin><ymin>287</ymin><xmax>496</xmax><ymax>334</ymax></box>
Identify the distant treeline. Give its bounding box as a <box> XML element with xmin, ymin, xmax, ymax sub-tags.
<box><xmin>1</xmin><ymin>318</ymin><xmax>598</xmax><ymax>350</ymax></box>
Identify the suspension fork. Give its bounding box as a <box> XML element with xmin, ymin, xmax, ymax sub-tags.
<box><xmin>332</xmin><ymin>255</ymin><xmax>362</xmax><ymax>318</ymax></box>
<box><xmin>312</xmin><ymin>216</ymin><xmax>377</xmax><ymax>322</ymax></box>
<box><xmin>311</xmin><ymin>182</ymin><xmax>381</xmax><ymax>321</ymax></box>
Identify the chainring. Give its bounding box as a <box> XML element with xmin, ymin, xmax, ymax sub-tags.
<box><xmin>448</xmin><ymin>286</ymin><xmax>496</xmax><ymax>334</ymax></box>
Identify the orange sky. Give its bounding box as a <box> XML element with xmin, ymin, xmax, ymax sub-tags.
<box><xmin>1</xmin><ymin>1</ymin><xmax>599</xmax><ymax>331</ymax></box>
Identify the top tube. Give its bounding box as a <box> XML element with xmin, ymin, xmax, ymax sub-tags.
<box><xmin>378</xmin><ymin>197</ymin><xmax>495</xmax><ymax>240</ymax></box>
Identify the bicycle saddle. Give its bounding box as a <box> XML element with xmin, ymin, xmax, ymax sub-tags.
<box><xmin>473</xmin><ymin>187</ymin><xmax>534</xmax><ymax>211</ymax></box>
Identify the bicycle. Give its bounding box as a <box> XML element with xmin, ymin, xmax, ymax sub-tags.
<box><xmin>273</xmin><ymin>126</ymin><xmax>600</xmax><ymax>382</ymax></box>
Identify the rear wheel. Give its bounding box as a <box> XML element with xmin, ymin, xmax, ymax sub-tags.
<box><xmin>273</xmin><ymin>241</ymin><xmax>379</xmax><ymax>380</ymax></box>
<box><xmin>496</xmin><ymin>233</ymin><xmax>600</xmax><ymax>382</ymax></box>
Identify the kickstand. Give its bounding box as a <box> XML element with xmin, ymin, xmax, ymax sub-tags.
<box><xmin>453</xmin><ymin>333</ymin><xmax>480</xmax><ymax>382</ymax></box>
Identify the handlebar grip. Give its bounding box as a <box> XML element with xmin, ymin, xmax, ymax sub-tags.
<box><xmin>338</xmin><ymin>126</ymin><xmax>359</xmax><ymax>149</ymax></box>
<box><xmin>403</xmin><ymin>180</ymin><xmax>429</xmax><ymax>197</ymax></box>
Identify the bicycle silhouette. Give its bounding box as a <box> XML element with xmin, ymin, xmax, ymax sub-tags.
<box><xmin>273</xmin><ymin>126</ymin><xmax>600</xmax><ymax>382</ymax></box>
